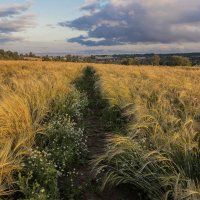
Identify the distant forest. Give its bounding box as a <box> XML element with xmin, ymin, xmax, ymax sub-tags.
<box><xmin>0</xmin><ymin>49</ymin><xmax>35</xmax><ymax>60</ymax></box>
<box><xmin>1</xmin><ymin>49</ymin><xmax>200</xmax><ymax>66</ymax></box>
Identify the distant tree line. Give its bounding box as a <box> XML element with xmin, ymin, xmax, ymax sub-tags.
<box><xmin>42</xmin><ymin>54</ymin><xmax>193</xmax><ymax>66</ymax></box>
<box><xmin>0</xmin><ymin>49</ymin><xmax>37</xmax><ymax>60</ymax></box>
<box><xmin>0</xmin><ymin>49</ymin><xmax>197</xmax><ymax>67</ymax></box>
<box><xmin>0</xmin><ymin>49</ymin><xmax>23</xmax><ymax>60</ymax></box>
<box><xmin>120</xmin><ymin>55</ymin><xmax>192</xmax><ymax>66</ymax></box>
<box><xmin>161</xmin><ymin>56</ymin><xmax>192</xmax><ymax>66</ymax></box>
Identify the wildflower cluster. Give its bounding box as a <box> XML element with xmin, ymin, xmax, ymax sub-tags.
<box><xmin>18</xmin><ymin>149</ymin><xmax>59</xmax><ymax>200</ymax></box>
<box><xmin>39</xmin><ymin>89</ymin><xmax>88</xmax><ymax>172</ymax></box>
<box><xmin>49</xmin><ymin>89</ymin><xmax>88</xmax><ymax>121</ymax></box>
<box><xmin>16</xmin><ymin>88</ymin><xmax>88</xmax><ymax>199</ymax></box>
<box><xmin>44</xmin><ymin>114</ymin><xmax>88</xmax><ymax>172</ymax></box>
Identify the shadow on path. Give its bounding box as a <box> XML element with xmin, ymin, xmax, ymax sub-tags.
<box><xmin>72</xmin><ymin>66</ymin><xmax>142</xmax><ymax>200</ymax></box>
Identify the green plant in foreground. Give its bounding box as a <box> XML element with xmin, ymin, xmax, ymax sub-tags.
<box><xmin>43</xmin><ymin>115</ymin><xmax>88</xmax><ymax>172</ymax></box>
<box><xmin>17</xmin><ymin>149</ymin><xmax>59</xmax><ymax>200</ymax></box>
<box><xmin>49</xmin><ymin>89</ymin><xmax>88</xmax><ymax>121</ymax></box>
<box><xmin>92</xmin><ymin>135</ymin><xmax>200</xmax><ymax>200</ymax></box>
<box><xmin>16</xmin><ymin>87</ymin><xmax>88</xmax><ymax>199</ymax></box>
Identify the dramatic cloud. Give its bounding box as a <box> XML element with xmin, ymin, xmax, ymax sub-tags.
<box><xmin>60</xmin><ymin>0</ymin><xmax>200</xmax><ymax>46</ymax></box>
<box><xmin>0</xmin><ymin>1</ymin><xmax>35</xmax><ymax>43</ymax></box>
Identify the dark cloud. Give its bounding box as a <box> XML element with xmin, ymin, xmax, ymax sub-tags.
<box><xmin>0</xmin><ymin>2</ymin><xmax>31</xmax><ymax>17</ymax></box>
<box><xmin>0</xmin><ymin>1</ymin><xmax>35</xmax><ymax>43</ymax></box>
<box><xmin>60</xmin><ymin>0</ymin><xmax>200</xmax><ymax>46</ymax></box>
<box><xmin>68</xmin><ymin>35</ymin><xmax>119</xmax><ymax>46</ymax></box>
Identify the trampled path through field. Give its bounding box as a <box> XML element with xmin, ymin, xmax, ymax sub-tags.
<box><xmin>73</xmin><ymin>67</ymin><xmax>142</xmax><ymax>200</ymax></box>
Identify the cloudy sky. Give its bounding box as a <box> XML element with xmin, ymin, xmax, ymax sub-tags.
<box><xmin>1</xmin><ymin>0</ymin><xmax>200</xmax><ymax>54</ymax></box>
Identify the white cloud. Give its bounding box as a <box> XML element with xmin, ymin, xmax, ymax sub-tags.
<box><xmin>0</xmin><ymin>1</ymin><xmax>35</xmax><ymax>43</ymax></box>
<box><xmin>60</xmin><ymin>0</ymin><xmax>200</xmax><ymax>46</ymax></box>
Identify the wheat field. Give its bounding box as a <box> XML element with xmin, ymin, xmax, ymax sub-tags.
<box><xmin>0</xmin><ymin>61</ymin><xmax>84</xmax><ymax>196</ymax></box>
<box><xmin>93</xmin><ymin>65</ymin><xmax>200</xmax><ymax>199</ymax></box>
<box><xmin>0</xmin><ymin>61</ymin><xmax>199</xmax><ymax>199</ymax></box>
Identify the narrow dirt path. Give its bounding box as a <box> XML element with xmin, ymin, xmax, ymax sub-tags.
<box><xmin>74</xmin><ymin>67</ymin><xmax>142</xmax><ymax>200</ymax></box>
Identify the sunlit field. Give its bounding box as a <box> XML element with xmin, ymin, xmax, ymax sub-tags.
<box><xmin>0</xmin><ymin>61</ymin><xmax>84</xmax><ymax>197</ymax></box>
<box><xmin>94</xmin><ymin>65</ymin><xmax>200</xmax><ymax>199</ymax></box>
<box><xmin>0</xmin><ymin>61</ymin><xmax>199</xmax><ymax>199</ymax></box>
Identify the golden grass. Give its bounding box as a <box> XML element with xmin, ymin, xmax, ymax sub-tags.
<box><xmin>0</xmin><ymin>61</ymin><xmax>84</xmax><ymax>196</ymax></box>
<box><xmin>0</xmin><ymin>61</ymin><xmax>200</xmax><ymax>199</ymax></box>
<box><xmin>93</xmin><ymin>65</ymin><xmax>200</xmax><ymax>199</ymax></box>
